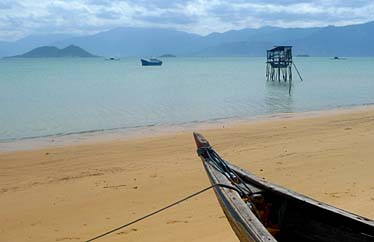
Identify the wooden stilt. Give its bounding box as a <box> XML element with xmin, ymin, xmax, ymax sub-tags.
<box><xmin>266</xmin><ymin>46</ymin><xmax>294</xmax><ymax>93</ymax></box>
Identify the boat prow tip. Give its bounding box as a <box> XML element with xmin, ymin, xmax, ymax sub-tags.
<box><xmin>193</xmin><ymin>132</ymin><xmax>210</xmax><ymax>149</ymax></box>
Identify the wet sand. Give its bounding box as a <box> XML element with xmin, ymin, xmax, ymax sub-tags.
<box><xmin>0</xmin><ymin>107</ymin><xmax>373</xmax><ymax>242</ymax></box>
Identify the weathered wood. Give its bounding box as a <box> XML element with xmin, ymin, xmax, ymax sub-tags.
<box><xmin>266</xmin><ymin>46</ymin><xmax>293</xmax><ymax>93</ymax></box>
<box><xmin>203</xmin><ymin>159</ymin><xmax>277</xmax><ymax>242</ymax></box>
<box><xmin>194</xmin><ymin>132</ymin><xmax>374</xmax><ymax>242</ymax></box>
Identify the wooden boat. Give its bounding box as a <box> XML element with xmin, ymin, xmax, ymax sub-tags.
<box><xmin>141</xmin><ymin>58</ymin><xmax>162</xmax><ymax>66</ymax></box>
<box><xmin>193</xmin><ymin>132</ymin><xmax>374</xmax><ymax>242</ymax></box>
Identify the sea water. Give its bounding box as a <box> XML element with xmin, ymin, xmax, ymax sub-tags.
<box><xmin>1</xmin><ymin>57</ymin><xmax>374</xmax><ymax>145</ymax></box>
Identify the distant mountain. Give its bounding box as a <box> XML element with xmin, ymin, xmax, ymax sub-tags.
<box><xmin>289</xmin><ymin>22</ymin><xmax>374</xmax><ymax>56</ymax></box>
<box><xmin>197</xmin><ymin>22</ymin><xmax>374</xmax><ymax>56</ymax></box>
<box><xmin>0</xmin><ymin>34</ymin><xmax>77</xmax><ymax>57</ymax></box>
<box><xmin>2</xmin><ymin>21</ymin><xmax>374</xmax><ymax>57</ymax></box>
<box><xmin>53</xmin><ymin>27</ymin><xmax>203</xmax><ymax>57</ymax></box>
<box><xmin>194</xmin><ymin>41</ymin><xmax>274</xmax><ymax>57</ymax></box>
<box><xmin>9</xmin><ymin>45</ymin><xmax>98</xmax><ymax>58</ymax></box>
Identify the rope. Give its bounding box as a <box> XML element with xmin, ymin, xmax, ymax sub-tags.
<box><xmin>85</xmin><ymin>184</ymin><xmax>240</xmax><ymax>242</ymax></box>
<box><xmin>203</xmin><ymin>147</ymin><xmax>253</xmax><ymax>195</ymax></box>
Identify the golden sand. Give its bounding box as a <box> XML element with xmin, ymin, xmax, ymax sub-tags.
<box><xmin>1</xmin><ymin>108</ymin><xmax>373</xmax><ymax>242</ymax></box>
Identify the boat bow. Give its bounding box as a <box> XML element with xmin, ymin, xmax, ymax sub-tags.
<box><xmin>193</xmin><ymin>132</ymin><xmax>374</xmax><ymax>242</ymax></box>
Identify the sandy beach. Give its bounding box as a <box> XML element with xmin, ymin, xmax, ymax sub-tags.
<box><xmin>1</xmin><ymin>107</ymin><xmax>374</xmax><ymax>242</ymax></box>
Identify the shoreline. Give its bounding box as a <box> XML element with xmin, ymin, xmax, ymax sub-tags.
<box><xmin>2</xmin><ymin>104</ymin><xmax>374</xmax><ymax>153</ymax></box>
<box><xmin>1</xmin><ymin>105</ymin><xmax>373</xmax><ymax>241</ymax></box>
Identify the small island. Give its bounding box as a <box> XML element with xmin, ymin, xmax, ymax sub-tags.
<box><xmin>8</xmin><ymin>45</ymin><xmax>98</xmax><ymax>58</ymax></box>
<box><xmin>159</xmin><ymin>54</ymin><xmax>176</xmax><ymax>58</ymax></box>
<box><xmin>296</xmin><ymin>54</ymin><xmax>310</xmax><ymax>57</ymax></box>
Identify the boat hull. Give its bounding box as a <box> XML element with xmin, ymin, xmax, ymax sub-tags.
<box><xmin>141</xmin><ymin>59</ymin><xmax>162</xmax><ymax>66</ymax></box>
<box><xmin>203</xmin><ymin>160</ymin><xmax>276</xmax><ymax>242</ymax></box>
<box><xmin>194</xmin><ymin>132</ymin><xmax>374</xmax><ymax>242</ymax></box>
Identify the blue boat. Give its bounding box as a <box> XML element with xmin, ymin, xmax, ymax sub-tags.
<box><xmin>141</xmin><ymin>58</ymin><xmax>162</xmax><ymax>66</ymax></box>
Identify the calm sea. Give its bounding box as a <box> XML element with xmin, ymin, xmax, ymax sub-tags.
<box><xmin>1</xmin><ymin>57</ymin><xmax>374</xmax><ymax>145</ymax></box>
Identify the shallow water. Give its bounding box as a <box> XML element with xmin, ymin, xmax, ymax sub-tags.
<box><xmin>1</xmin><ymin>57</ymin><xmax>374</xmax><ymax>143</ymax></box>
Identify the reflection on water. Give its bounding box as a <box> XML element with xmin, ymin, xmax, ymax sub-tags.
<box><xmin>264</xmin><ymin>81</ymin><xmax>294</xmax><ymax>114</ymax></box>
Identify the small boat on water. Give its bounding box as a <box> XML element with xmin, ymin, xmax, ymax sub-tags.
<box><xmin>333</xmin><ymin>56</ymin><xmax>346</xmax><ymax>60</ymax></box>
<box><xmin>105</xmin><ymin>57</ymin><xmax>120</xmax><ymax>61</ymax></box>
<box><xmin>193</xmin><ymin>132</ymin><xmax>374</xmax><ymax>242</ymax></box>
<box><xmin>141</xmin><ymin>58</ymin><xmax>162</xmax><ymax>66</ymax></box>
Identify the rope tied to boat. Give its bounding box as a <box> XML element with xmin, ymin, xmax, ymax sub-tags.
<box><xmin>87</xmin><ymin>143</ymin><xmax>260</xmax><ymax>241</ymax></box>
<box><xmin>198</xmin><ymin>146</ymin><xmax>255</xmax><ymax>197</ymax></box>
<box><xmin>85</xmin><ymin>183</ymin><xmax>241</xmax><ymax>242</ymax></box>
<box><xmin>197</xmin><ymin>145</ymin><xmax>272</xmax><ymax>222</ymax></box>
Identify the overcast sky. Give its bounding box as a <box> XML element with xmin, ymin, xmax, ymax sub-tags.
<box><xmin>1</xmin><ymin>0</ymin><xmax>374</xmax><ymax>41</ymax></box>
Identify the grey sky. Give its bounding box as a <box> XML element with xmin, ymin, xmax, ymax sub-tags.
<box><xmin>0</xmin><ymin>0</ymin><xmax>373</xmax><ymax>40</ymax></box>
